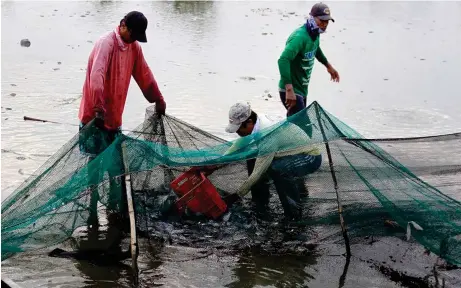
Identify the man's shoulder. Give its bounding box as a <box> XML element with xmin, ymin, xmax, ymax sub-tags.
<box><xmin>99</xmin><ymin>30</ymin><xmax>115</xmax><ymax>42</ymax></box>
<box><xmin>258</xmin><ymin>114</ymin><xmax>283</xmax><ymax>129</ymax></box>
<box><xmin>286</xmin><ymin>25</ymin><xmax>309</xmax><ymax>47</ymax></box>
<box><xmin>289</xmin><ymin>25</ymin><xmax>308</xmax><ymax>39</ymax></box>
<box><xmin>93</xmin><ymin>31</ymin><xmax>116</xmax><ymax>50</ymax></box>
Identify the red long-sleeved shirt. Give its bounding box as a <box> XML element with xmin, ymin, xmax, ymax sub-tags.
<box><xmin>79</xmin><ymin>27</ymin><xmax>165</xmax><ymax>130</ymax></box>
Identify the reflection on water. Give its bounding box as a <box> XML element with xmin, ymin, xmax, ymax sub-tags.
<box><xmin>227</xmin><ymin>253</ymin><xmax>317</xmax><ymax>288</ymax></box>
<box><xmin>2</xmin><ymin>0</ymin><xmax>461</xmax><ymax>287</ymax></box>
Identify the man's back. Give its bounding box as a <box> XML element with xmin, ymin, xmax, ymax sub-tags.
<box><xmin>258</xmin><ymin>119</ymin><xmax>319</xmax><ymax>157</ymax></box>
<box><xmin>228</xmin><ymin>113</ymin><xmax>319</xmax><ymax>157</ymax></box>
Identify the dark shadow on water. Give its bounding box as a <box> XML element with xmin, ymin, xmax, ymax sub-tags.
<box><xmin>225</xmin><ymin>250</ymin><xmax>318</xmax><ymax>288</ymax></box>
<box><xmin>75</xmin><ymin>261</ymin><xmax>131</xmax><ymax>288</ymax></box>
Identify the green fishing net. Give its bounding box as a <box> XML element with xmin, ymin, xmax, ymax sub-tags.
<box><xmin>2</xmin><ymin>102</ymin><xmax>461</xmax><ymax>267</ymax></box>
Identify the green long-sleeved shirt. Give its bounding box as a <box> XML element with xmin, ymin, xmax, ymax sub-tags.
<box><xmin>278</xmin><ymin>25</ymin><xmax>328</xmax><ymax>98</ymax></box>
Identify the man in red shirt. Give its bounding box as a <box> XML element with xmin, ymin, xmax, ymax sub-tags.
<box><xmin>78</xmin><ymin>11</ymin><xmax>166</xmax><ymax>241</ymax></box>
<box><xmin>79</xmin><ymin>10</ymin><xmax>166</xmax><ymax>132</ymax></box>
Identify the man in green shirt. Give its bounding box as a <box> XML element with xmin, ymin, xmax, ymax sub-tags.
<box><xmin>278</xmin><ymin>2</ymin><xmax>340</xmax><ymax>116</ymax></box>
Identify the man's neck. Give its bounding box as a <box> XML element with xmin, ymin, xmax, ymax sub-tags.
<box><xmin>251</xmin><ymin>116</ymin><xmax>261</xmax><ymax>135</ymax></box>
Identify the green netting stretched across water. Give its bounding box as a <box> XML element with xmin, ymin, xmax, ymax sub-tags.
<box><xmin>2</xmin><ymin>101</ymin><xmax>461</xmax><ymax>266</ymax></box>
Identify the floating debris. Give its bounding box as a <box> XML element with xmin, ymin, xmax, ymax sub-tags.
<box><xmin>6</xmin><ymin>108</ymin><xmax>12</xmax><ymax>111</ymax></box>
<box><xmin>240</xmin><ymin>76</ymin><xmax>256</xmax><ymax>81</ymax></box>
<box><xmin>262</xmin><ymin>32</ymin><xmax>268</xmax><ymax>35</ymax></box>
<box><xmin>10</xmin><ymin>84</ymin><xmax>16</xmax><ymax>86</ymax></box>
<box><xmin>384</xmin><ymin>78</ymin><xmax>389</xmax><ymax>81</ymax></box>
<box><xmin>57</xmin><ymin>61</ymin><xmax>61</xmax><ymax>65</ymax></box>
<box><xmin>20</xmin><ymin>39</ymin><xmax>31</xmax><ymax>47</ymax></box>
<box><xmin>10</xmin><ymin>93</ymin><xmax>16</xmax><ymax>97</ymax></box>
<box><xmin>16</xmin><ymin>156</ymin><xmax>26</xmax><ymax>161</ymax></box>
<box><xmin>53</xmin><ymin>68</ymin><xmax>60</xmax><ymax>71</ymax></box>
<box><xmin>420</xmin><ymin>58</ymin><xmax>425</xmax><ymax>61</ymax></box>
<box><xmin>87</xmin><ymin>40</ymin><xmax>93</xmax><ymax>43</ymax></box>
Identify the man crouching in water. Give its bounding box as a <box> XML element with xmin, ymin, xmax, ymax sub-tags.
<box><xmin>223</xmin><ymin>102</ymin><xmax>322</xmax><ymax>221</ymax></box>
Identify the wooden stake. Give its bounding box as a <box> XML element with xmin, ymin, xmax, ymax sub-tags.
<box><xmin>314</xmin><ymin>103</ymin><xmax>351</xmax><ymax>257</ymax></box>
<box><xmin>121</xmin><ymin>142</ymin><xmax>139</xmax><ymax>285</ymax></box>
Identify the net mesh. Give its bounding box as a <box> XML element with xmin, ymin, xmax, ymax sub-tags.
<box><xmin>2</xmin><ymin>101</ymin><xmax>461</xmax><ymax>267</ymax></box>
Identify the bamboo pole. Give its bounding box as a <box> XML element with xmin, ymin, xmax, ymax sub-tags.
<box><xmin>1</xmin><ymin>278</ymin><xmax>22</xmax><ymax>288</ymax></box>
<box><xmin>314</xmin><ymin>103</ymin><xmax>351</xmax><ymax>257</ymax></box>
<box><xmin>121</xmin><ymin>142</ymin><xmax>139</xmax><ymax>286</ymax></box>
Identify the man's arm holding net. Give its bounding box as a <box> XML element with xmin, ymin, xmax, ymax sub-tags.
<box><xmin>236</xmin><ymin>153</ymin><xmax>274</xmax><ymax>198</ymax></box>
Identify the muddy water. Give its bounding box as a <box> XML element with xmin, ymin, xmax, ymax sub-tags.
<box><xmin>2</xmin><ymin>1</ymin><xmax>461</xmax><ymax>287</ymax></box>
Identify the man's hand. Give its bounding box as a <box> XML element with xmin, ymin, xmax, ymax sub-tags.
<box><xmin>190</xmin><ymin>165</ymin><xmax>219</xmax><ymax>176</ymax></box>
<box><xmin>285</xmin><ymin>84</ymin><xmax>297</xmax><ymax>111</ymax></box>
<box><xmin>155</xmin><ymin>99</ymin><xmax>166</xmax><ymax>116</ymax></box>
<box><xmin>94</xmin><ymin>110</ymin><xmax>105</xmax><ymax>130</ymax></box>
<box><xmin>326</xmin><ymin>63</ymin><xmax>340</xmax><ymax>82</ymax></box>
<box><xmin>222</xmin><ymin>193</ymin><xmax>242</xmax><ymax>206</ymax></box>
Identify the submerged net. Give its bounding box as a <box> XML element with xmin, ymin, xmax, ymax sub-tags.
<box><xmin>2</xmin><ymin>101</ymin><xmax>461</xmax><ymax>267</ymax></box>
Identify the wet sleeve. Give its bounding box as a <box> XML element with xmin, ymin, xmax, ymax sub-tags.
<box><xmin>278</xmin><ymin>35</ymin><xmax>305</xmax><ymax>86</ymax></box>
<box><xmin>237</xmin><ymin>153</ymin><xmax>274</xmax><ymax>198</ymax></box>
<box><xmin>224</xmin><ymin>137</ymin><xmax>254</xmax><ymax>156</ymax></box>
<box><xmin>132</xmin><ymin>45</ymin><xmax>165</xmax><ymax>107</ymax></box>
<box><xmin>315</xmin><ymin>46</ymin><xmax>328</xmax><ymax>66</ymax></box>
<box><xmin>89</xmin><ymin>38</ymin><xmax>114</xmax><ymax>114</ymax></box>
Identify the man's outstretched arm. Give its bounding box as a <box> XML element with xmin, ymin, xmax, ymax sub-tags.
<box><xmin>132</xmin><ymin>45</ymin><xmax>166</xmax><ymax>115</ymax></box>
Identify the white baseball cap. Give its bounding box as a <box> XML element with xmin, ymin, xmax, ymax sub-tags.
<box><xmin>225</xmin><ymin>102</ymin><xmax>252</xmax><ymax>133</ymax></box>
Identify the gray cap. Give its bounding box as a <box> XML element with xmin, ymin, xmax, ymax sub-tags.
<box><xmin>310</xmin><ymin>3</ymin><xmax>335</xmax><ymax>22</ymax></box>
<box><xmin>225</xmin><ymin>102</ymin><xmax>252</xmax><ymax>133</ymax></box>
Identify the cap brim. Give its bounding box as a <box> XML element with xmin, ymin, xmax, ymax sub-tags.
<box><xmin>135</xmin><ymin>32</ymin><xmax>147</xmax><ymax>43</ymax></box>
<box><xmin>225</xmin><ymin>123</ymin><xmax>240</xmax><ymax>133</ymax></box>
<box><xmin>318</xmin><ymin>15</ymin><xmax>335</xmax><ymax>22</ymax></box>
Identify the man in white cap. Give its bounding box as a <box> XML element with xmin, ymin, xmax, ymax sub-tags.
<box><xmin>224</xmin><ymin>102</ymin><xmax>322</xmax><ymax>220</ymax></box>
<box><xmin>224</xmin><ymin>103</ymin><xmax>277</xmax><ymax>216</ymax></box>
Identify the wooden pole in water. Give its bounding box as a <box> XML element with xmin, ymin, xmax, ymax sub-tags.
<box><xmin>314</xmin><ymin>103</ymin><xmax>351</xmax><ymax>257</ymax></box>
<box><xmin>1</xmin><ymin>278</ymin><xmax>22</xmax><ymax>288</ymax></box>
<box><xmin>121</xmin><ymin>141</ymin><xmax>139</xmax><ymax>286</ymax></box>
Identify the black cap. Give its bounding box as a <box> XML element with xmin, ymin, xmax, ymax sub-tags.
<box><xmin>310</xmin><ymin>3</ymin><xmax>335</xmax><ymax>22</ymax></box>
<box><xmin>124</xmin><ymin>11</ymin><xmax>148</xmax><ymax>42</ymax></box>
